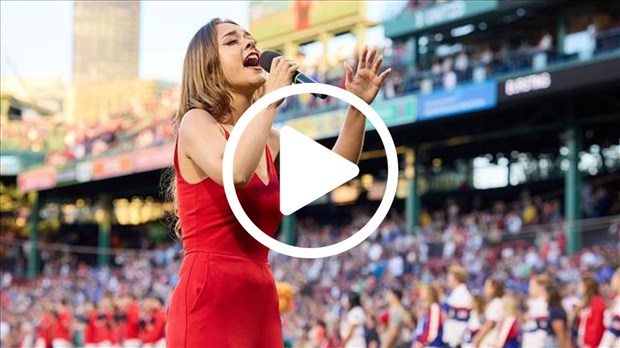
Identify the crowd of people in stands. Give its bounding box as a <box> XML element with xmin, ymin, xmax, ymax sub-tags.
<box><xmin>44</xmin><ymin>88</ymin><xmax>177</xmax><ymax>167</ymax></box>
<box><xmin>281</xmin><ymin>15</ymin><xmax>620</xmax><ymax>115</ymax></box>
<box><xmin>1</xmin><ymin>89</ymin><xmax>178</xmax><ymax>168</ymax></box>
<box><xmin>0</xmin><ymin>248</ymin><xmax>176</xmax><ymax>348</ymax></box>
<box><xmin>1</xmin><ymin>185</ymin><xmax>619</xmax><ymax>347</ymax></box>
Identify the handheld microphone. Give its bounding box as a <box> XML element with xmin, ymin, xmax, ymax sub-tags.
<box><xmin>259</xmin><ymin>50</ymin><xmax>328</xmax><ymax>100</ymax></box>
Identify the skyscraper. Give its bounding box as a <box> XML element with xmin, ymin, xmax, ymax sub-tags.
<box><xmin>72</xmin><ymin>1</ymin><xmax>140</xmax><ymax>84</ymax></box>
<box><xmin>70</xmin><ymin>1</ymin><xmax>142</xmax><ymax>122</ymax></box>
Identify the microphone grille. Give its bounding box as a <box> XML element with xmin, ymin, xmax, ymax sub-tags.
<box><xmin>259</xmin><ymin>50</ymin><xmax>282</xmax><ymax>73</ymax></box>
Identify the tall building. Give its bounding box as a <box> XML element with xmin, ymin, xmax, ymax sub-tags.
<box><xmin>71</xmin><ymin>1</ymin><xmax>142</xmax><ymax>122</ymax></box>
<box><xmin>72</xmin><ymin>1</ymin><xmax>140</xmax><ymax>84</ymax></box>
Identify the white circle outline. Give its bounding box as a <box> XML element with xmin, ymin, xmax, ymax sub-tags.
<box><xmin>223</xmin><ymin>83</ymin><xmax>398</xmax><ymax>259</ymax></box>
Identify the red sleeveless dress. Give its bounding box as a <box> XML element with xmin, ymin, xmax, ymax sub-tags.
<box><xmin>166</xmin><ymin>131</ymin><xmax>283</xmax><ymax>348</ymax></box>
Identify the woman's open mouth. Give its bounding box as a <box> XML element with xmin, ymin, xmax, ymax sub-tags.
<box><xmin>243</xmin><ymin>53</ymin><xmax>262</xmax><ymax>71</ymax></box>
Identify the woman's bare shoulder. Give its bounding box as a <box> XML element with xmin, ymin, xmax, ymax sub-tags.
<box><xmin>178</xmin><ymin>109</ymin><xmax>223</xmax><ymax>138</ymax></box>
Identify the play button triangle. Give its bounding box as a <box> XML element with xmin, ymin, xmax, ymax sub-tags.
<box><xmin>279</xmin><ymin>126</ymin><xmax>359</xmax><ymax>215</ymax></box>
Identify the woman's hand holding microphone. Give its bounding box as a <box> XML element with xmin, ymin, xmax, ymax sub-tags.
<box><xmin>264</xmin><ymin>56</ymin><xmax>299</xmax><ymax>107</ymax></box>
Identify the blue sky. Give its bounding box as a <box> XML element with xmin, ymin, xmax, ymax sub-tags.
<box><xmin>0</xmin><ymin>1</ymin><xmax>250</xmax><ymax>84</ymax></box>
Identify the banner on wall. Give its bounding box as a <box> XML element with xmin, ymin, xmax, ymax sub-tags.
<box><xmin>133</xmin><ymin>144</ymin><xmax>174</xmax><ymax>173</ymax></box>
<box><xmin>498</xmin><ymin>56</ymin><xmax>620</xmax><ymax>102</ymax></box>
<box><xmin>384</xmin><ymin>0</ymin><xmax>498</xmax><ymax>38</ymax></box>
<box><xmin>249</xmin><ymin>1</ymin><xmax>363</xmax><ymax>42</ymax></box>
<box><xmin>56</xmin><ymin>164</ymin><xmax>77</xmax><ymax>187</ymax></box>
<box><xmin>18</xmin><ymin>166</ymin><xmax>56</xmax><ymax>192</ymax></box>
<box><xmin>284</xmin><ymin>95</ymin><xmax>417</xmax><ymax>140</ymax></box>
<box><xmin>92</xmin><ymin>155</ymin><xmax>134</xmax><ymax>180</ymax></box>
<box><xmin>417</xmin><ymin>81</ymin><xmax>497</xmax><ymax>121</ymax></box>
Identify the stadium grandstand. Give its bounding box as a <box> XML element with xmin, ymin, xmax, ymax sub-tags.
<box><xmin>1</xmin><ymin>0</ymin><xmax>619</xmax><ymax>347</ymax></box>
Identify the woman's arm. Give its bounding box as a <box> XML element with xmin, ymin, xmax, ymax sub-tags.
<box><xmin>181</xmin><ymin>56</ymin><xmax>297</xmax><ymax>187</ymax></box>
<box><xmin>180</xmin><ymin>106</ymin><xmax>276</xmax><ymax>187</ymax></box>
<box><xmin>332</xmin><ymin>105</ymin><xmax>366</xmax><ymax>164</ymax></box>
<box><xmin>473</xmin><ymin>320</ymin><xmax>496</xmax><ymax>347</ymax></box>
<box><xmin>332</xmin><ymin>47</ymin><xmax>391</xmax><ymax>164</ymax></box>
<box><xmin>341</xmin><ymin>324</ymin><xmax>358</xmax><ymax>345</ymax></box>
<box><xmin>551</xmin><ymin>319</ymin><xmax>572</xmax><ymax>348</ymax></box>
<box><xmin>383</xmin><ymin>323</ymin><xmax>399</xmax><ymax>348</ymax></box>
<box><xmin>586</xmin><ymin>299</ymin><xmax>606</xmax><ymax>347</ymax></box>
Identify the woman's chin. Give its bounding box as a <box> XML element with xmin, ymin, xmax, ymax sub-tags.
<box><xmin>249</xmin><ymin>76</ymin><xmax>266</xmax><ymax>88</ymax></box>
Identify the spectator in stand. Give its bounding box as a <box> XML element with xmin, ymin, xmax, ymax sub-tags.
<box><xmin>340</xmin><ymin>291</ymin><xmax>367</xmax><ymax>348</ymax></box>
<box><xmin>454</xmin><ymin>50</ymin><xmax>469</xmax><ymax>81</ymax></box>
<box><xmin>441</xmin><ymin>56</ymin><xmax>457</xmax><ymax>90</ymax></box>
<box><xmin>464</xmin><ymin>294</ymin><xmax>484</xmax><ymax>347</ymax></box>
<box><xmin>472</xmin><ymin>278</ymin><xmax>505</xmax><ymax>348</ymax></box>
<box><xmin>384</xmin><ymin>287</ymin><xmax>411</xmax><ymax>348</ymax></box>
<box><xmin>537</xmin><ymin>30</ymin><xmax>554</xmax><ymax>52</ymax></box>
<box><xmin>480</xmin><ymin>45</ymin><xmax>494</xmax><ymax>65</ymax></box>
<box><xmin>506</xmin><ymin>210</ymin><xmax>523</xmax><ymax>234</ymax></box>
<box><xmin>121</xmin><ymin>294</ymin><xmax>141</xmax><ymax>348</ymax></box>
<box><xmin>545</xmin><ymin>282</ymin><xmax>571</xmax><ymax>348</ymax></box>
<box><xmin>0</xmin><ymin>319</ymin><xmax>9</xmax><ymax>348</ymax></box>
<box><xmin>35</xmin><ymin>302</ymin><xmax>55</xmax><ymax>348</ymax></box>
<box><xmin>496</xmin><ymin>296</ymin><xmax>520</xmax><ymax>348</ymax></box>
<box><xmin>52</xmin><ymin>299</ymin><xmax>73</xmax><ymax>348</ymax></box>
<box><xmin>442</xmin><ymin>69</ymin><xmax>457</xmax><ymax>90</ymax></box>
<box><xmin>95</xmin><ymin>297</ymin><xmax>114</xmax><ymax>347</ymax></box>
<box><xmin>412</xmin><ymin>285</ymin><xmax>444</xmax><ymax>348</ymax></box>
<box><xmin>365</xmin><ymin>314</ymin><xmax>381</xmax><ymax>348</ymax></box>
<box><xmin>600</xmin><ymin>268</ymin><xmax>620</xmax><ymax>348</ymax></box>
<box><xmin>443</xmin><ymin>265</ymin><xmax>473</xmax><ymax>348</ymax></box>
<box><xmin>140</xmin><ymin>296</ymin><xmax>166</xmax><ymax>348</ymax></box>
<box><xmin>577</xmin><ymin>276</ymin><xmax>606</xmax><ymax>348</ymax></box>
<box><xmin>523</xmin><ymin>274</ymin><xmax>550</xmax><ymax>348</ymax></box>
<box><xmin>83</xmin><ymin>302</ymin><xmax>98</xmax><ymax>348</ymax></box>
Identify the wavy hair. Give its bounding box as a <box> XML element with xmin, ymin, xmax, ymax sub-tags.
<box><xmin>163</xmin><ymin>18</ymin><xmax>242</xmax><ymax>240</ymax></box>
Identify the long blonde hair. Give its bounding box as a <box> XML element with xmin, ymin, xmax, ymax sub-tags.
<box><xmin>503</xmin><ymin>295</ymin><xmax>521</xmax><ymax>320</ymax></box>
<box><xmin>163</xmin><ymin>18</ymin><xmax>264</xmax><ymax>240</ymax></box>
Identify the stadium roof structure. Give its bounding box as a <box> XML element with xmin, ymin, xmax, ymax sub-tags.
<box><xmin>0</xmin><ymin>94</ymin><xmax>53</xmax><ymax>120</ymax></box>
<box><xmin>384</xmin><ymin>0</ymin><xmax>558</xmax><ymax>40</ymax></box>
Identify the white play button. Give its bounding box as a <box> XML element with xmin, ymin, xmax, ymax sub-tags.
<box><xmin>280</xmin><ymin>126</ymin><xmax>359</xmax><ymax>216</ymax></box>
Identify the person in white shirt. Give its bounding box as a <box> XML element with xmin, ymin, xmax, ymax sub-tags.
<box><xmin>463</xmin><ymin>294</ymin><xmax>484</xmax><ymax>348</ymax></box>
<box><xmin>600</xmin><ymin>268</ymin><xmax>620</xmax><ymax>348</ymax></box>
<box><xmin>537</xmin><ymin>30</ymin><xmax>553</xmax><ymax>51</ymax></box>
<box><xmin>443</xmin><ymin>265</ymin><xmax>473</xmax><ymax>348</ymax></box>
<box><xmin>442</xmin><ymin>71</ymin><xmax>457</xmax><ymax>90</ymax></box>
<box><xmin>340</xmin><ymin>291</ymin><xmax>367</xmax><ymax>348</ymax></box>
<box><xmin>0</xmin><ymin>320</ymin><xmax>9</xmax><ymax>348</ymax></box>
<box><xmin>523</xmin><ymin>275</ymin><xmax>550</xmax><ymax>348</ymax></box>
<box><xmin>473</xmin><ymin>278</ymin><xmax>505</xmax><ymax>348</ymax></box>
<box><xmin>455</xmin><ymin>51</ymin><xmax>469</xmax><ymax>74</ymax></box>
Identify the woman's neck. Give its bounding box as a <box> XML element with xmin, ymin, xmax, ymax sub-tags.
<box><xmin>229</xmin><ymin>91</ymin><xmax>254</xmax><ymax>125</ymax></box>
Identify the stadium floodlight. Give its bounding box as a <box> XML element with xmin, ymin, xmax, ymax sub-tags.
<box><xmin>451</xmin><ymin>24</ymin><xmax>475</xmax><ymax>38</ymax></box>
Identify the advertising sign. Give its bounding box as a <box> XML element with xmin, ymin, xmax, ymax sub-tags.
<box><xmin>418</xmin><ymin>81</ymin><xmax>497</xmax><ymax>121</ymax></box>
<box><xmin>250</xmin><ymin>1</ymin><xmax>363</xmax><ymax>42</ymax></box>
<box><xmin>17</xmin><ymin>166</ymin><xmax>56</xmax><ymax>192</ymax></box>
<box><xmin>56</xmin><ymin>164</ymin><xmax>77</xmax><ymax>186</ymax></box>
<box><xmin>384</xmin><ymin>0</ymin><xmax>498</xmax><ymax>38</ymax></box>
<box><xmin>133</xmin><ymin>144</ymin><xmax>174</xmax><ymax>173</ymax></box>
<box><xmin>92</xmin><ymin>155</ymin><xmax>133</xmax><ymax>180</ymax></box>
<box><xmin>284</xmin><ymin>95</ymin><xmax>417</xmax><ymax>140</ymax></box>
<box><xmin>498</xmin><ymin>56</ymin><xmax>620</xmax><ymax>102</ymax></box>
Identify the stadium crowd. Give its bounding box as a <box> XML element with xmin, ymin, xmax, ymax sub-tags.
<box><xmin>1</xmin><ymin>89</ymin><xmax>178</xmax><ymax>168</ymax></box>
<box><xmin>1</xmin><ymin>187</ymin><xmax>619</xmax><ymax>348</ymax></box>
<box><xmin>280</xmin><ymin>17</ymin><xmax>620</xmax><ymax>117</ymax></box>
